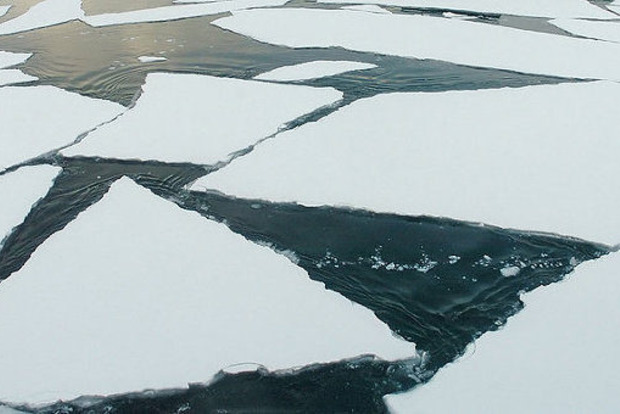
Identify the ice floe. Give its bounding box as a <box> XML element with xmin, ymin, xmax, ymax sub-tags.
<box><xmin>0</xmin><ymin>85</ymin><xmax>124</xmax><ymax>171</ymax></box>
<box><xmin>0</xmin><ymin>69</ymin><xmax>37</xmax><ymax>86</ymax></box>
<box><xmin>319</xmin><ymin>0</ymin><xmax>615</xmax><ymax>19</ymax></box>
<box><xmin>62</xmin><ymin>73</ymin><xmax>342</xmax><ymax>165</ymax></box>
<box><xmin>0</xmin><ymin>52</ymin><xmax>31</xmax><ymax>69</ymax></box>
<box><xmin>213</xmin><ymin>8</ymin><xmax>620</xmax><ymax>80</ymax></box>
<box><xmin>194</xmin><ymin>81</ymin><xmax>620</xmax><ymax>246</ymax></box>
<box><xmin>0</xmin><ymin>178</ymin><xmax>414</xmax><ymax>403</ymax></box>
<box><xmin>255</xmin><ymin>60</ymin><xmax>377</xmax><ymax>81</ymax></box>
<box><xmin>0</xmin><ymin>166</ymin><xmax>60</xmax><ymax>247</ymax></box>
<box><xmin>82</xmin><ymin>0</ymin><xmax>288</xmax><ymax>27</ymax></box>
<box><xmin>385</xmin><ymin>251</ymin><xmax>620</xmax><ymax>413</ymax></box>
<box><xmin>137</xmin><ymin>55</ymin><xmax>168</xmax><ymax>63</ymax></box>
<box><xmin>551</xmin><ymin>18</ymin><xmax>620</xmax><ymax>43</ymax></box>
<box><xmin>0</xmin><ymin>0</ymin><xmax>84</xmax><ymax>36</ymax></box>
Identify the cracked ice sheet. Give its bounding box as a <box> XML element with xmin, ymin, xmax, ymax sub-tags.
<box><xmin>0</xmin><ymin>166</ymin><xmax>60</xmax><ymax>246</ymax></box>
<box><xmin>255</xmin><ymin>60</ymin><xmax>377</xmax><ymax>82</ymax></box>
<box><xmin>213</xmin><ymin>8</ymin><xmax>620</xmax><ymax>81</ymax></box>
<box><xmin>319</xmin><ymin>0</ymin><xmax>615</xmax><ymax>19</ymax></box>
<box><xmin>62</xmin><ymin>73</ymin><xmax>342</xmax><ymax>165</ymax></box>
<box><xmin>0</xmin><ymin>52</ymin><xmax>31</xmax><ymax>69</ymax></box>
<box><xmin>82</xmin><ymin>0</ymin><xmax>288</xmax><ymax>27</ymax></box>
<box><xmin>385</xmin><ymin>251</ymin><xmax>620</xmax><ymax>414</ymax></box>
<box><xmin>0</xmin><ymin>86</ymin><xmax>124</xmax><ymax>171</ymax></box>
<box><xmin>0</xmin><ymin>0</ymin><xmax>84</xmax><ymax>36</ymax></box>
<box><xmin>551</xmin><ymin>19</ymin><xmax>620</xmax><ymax>43</ymax></box>
<box><xmin>194</xmin><ymin>82</ymin><xmax>620</xmax><ymax>246</ymax></box>
<box><xmin>0</xmin><ymin>178</ymin><xmax>414</xmax><ymax>404</ymax></box>
<box><xmin>0</xmin><ymin>69</ymin><xmax>37</xmax><ymax>86</ymax></box>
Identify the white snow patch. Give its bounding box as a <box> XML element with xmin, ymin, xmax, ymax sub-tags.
<box><xmin>255</xmin><ymin>60</ymin><xmax>377</xmax><ymax>81</ymax></box>
<box><xmin>0</xmin><ymin>166</ymin><xmax>60</xmax><ymax>247</ymax></box>
<box><xmin>82</xmin><ymin>0</ymin><xmax>288</xmax><ymax>27</ymax></box>
<box><xmin>62</xmin><ymin>73</ymin><xmax>342</xmax><ymax>165</ymax></box>
<box><xmin>385</xmin><ymin>252</ymin><xmax>620</xmax><ymax>414</ymax></box>
<box><xmin>0</xmin><ymin>51</ymin><xmax>31</xmax><ymax>69</ymax></box>
<box><xmin>0</xmin><ymin>0</ymin><xmax>84</xmax><ymax>36</ymax></box>
<box><xmin>138</xmin><ymin>55</ymin><xmax>168</xmax><ymax>63</ymax></box>
<box><xmin>213</xmin><ymin>8</ymin><xmax>620</xmax><ymax>80</ymax></box>
<box><xmin>194</xmin><ymin>81</ymin><xmax>620</xmax><ymax>246</ymax></box>
<box><xmin>0</xmin><ymin>178</ymin><xmax>414</xmax><ymax>404</ymax></box>
<box><xmin>551</xmin><ymin>18</ymin><xmax>620</xmax><ymax>43</ymax></box>
<box><xmin>0</xmin><ymin>86</ymin><xmax>124</xmax><ymax>171</ymax></box>
<box><xmin>342</xmin><ymin>4</ymin><xmax>392</xmax><ymax>14</ymax></box>
<box><xmin>319</xmin><ymin>0</ymin><xmax>615</xmax><ymax>19</ymax></box>
<box><xmin>0</xmin><ymin>69</ymin><xmax>37</xmax><ymax>86</ymax></box>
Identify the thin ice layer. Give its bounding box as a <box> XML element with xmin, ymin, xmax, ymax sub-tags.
<box><xmin>82</xmin><ymin>0</ymin><xmax>288</xmax><ymax>27</ymax></box>
<box><xmin>0</xmin><ymin>166</ymin><xmax>60</xmax><ymax>246</ymax></box>
<box><xmin>195</xmin><ymin>81</ymin><xmax>620</xmax><ymax>246</ymax></box>
<box><xmin>62</xmin><ymin>73</ymin><xmax>342</xmax><ymax>165</ymax></box>
<box><xmin>0</xmin><ymin>0</ymin><xmax>84</xmax><ymax>36</ymax></box>
<box><xmin>385</xmin><ymin>252</ymin><xmax>620</xmax><ymax>414</ymax></box>
<box><xmin>255</xmin><ymin>61</ymin><xmax>377</xmax><ymax>81</ymax></box>
<box><xmin>0</xmin><ymin>85</ymin><xmax>124</xmax><ymax>171</ymax></box>
<box><xmin>318</xmin><ymin>0</ymin><xmax>614</xmax><ymax>19</ymax></box>
<box><xmin>0</xmin><ymin>69</ymin><xmax>37</xmax><ymax>86</ymax></box>
<box><xmin>0</xmin><ymin>52</ymin><xmax>31</xmax><ymax>69</ymax></box>
<box><xmin>551</xmin><ymin>19</ymin><xmax>620</xmax><ymax>43</ymax></box>
<box><xmin>213</xmin><ymin>8</ymin><xmax>620</xmax><ymax>80</ymax></box>
<box><xmin>0</xmin><ymin>178</ymin><xmax>414</xmax><ymax>404</ymax></box>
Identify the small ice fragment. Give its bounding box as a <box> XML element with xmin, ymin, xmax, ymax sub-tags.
<box><xmin>138</xmin><ymin>56</ymin><xmax>167</xmax><ymax>63</ymax></box>
<box><xmin>500</xmin><ymin>266</ymin><xmax>521</xmax><ymax>277</ymax></box>
<box><xmin>448</xmin><ymin>255</ymin><xmax>461</xmax><ymax>264</ymax></box>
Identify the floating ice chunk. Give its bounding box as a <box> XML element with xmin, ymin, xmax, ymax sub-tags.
<box><xmin>194</xmin><ymin>82</ymin><xmax>620</xmax><ymax>246</ymax></box>
<box><xmin>0</xmin><ymin>52</ymin><xmax>31</xmax><ymax>69</ymax></box>
<box><xmin>0</xmin><ymin>86</ymin><xmax>124</xmax><ymax>171</ymax></box>
<box><xmin>342</xmin><ymin>4</ymin><xmax>392</xmax><ymax>14</ymax></box>
<box><xmin>500</xmin><ymin>266</ymin><xmax>520</xmax><ymax>277</ymax></box>
<box><xmin>82</xmin><ymin>0</ymin><xmax>288</xmax><ymax>27</ymax></box>
<box><xmin>0</xmin><ymin>166</ymin><xmax>60</xmax><ymax>247</ymax></box>
<box><xmin>255</xmin><ymin>60</ymin><xmax>377</xmax><ymax>81</ymax></box>
<box><xmin>385</xmin><ymin>252</ymin><xmax>620</xmax><ymax>413</ymax></box>
<box><xmin>0</xmin><ymin>0</ymin><xmax>84</xmax><ymax>36</ymax></box>
<box><xmin>0</xmin><ymin>69</ymin><xmax>37</xmax><ymax>86</ymax></box>
<box><xmin>62</xmin><ymin>73</ymin><xmax>342</xmax><ymax>165</ymax></box>
<box><xmin>137</xmin><ymin>55</ymin><xmax>168</xmax><ymax>63</ymax></box>
<box><xmin>0</xmin><ymin>178</ymin><xmax>413</xmax><ymax>403</ymax></box>
<box><xmin>551</xmin><ymin>19</ymin><xmax>620</xmax><ymax>43</ymax></box>
<box><xmin>214</xmin><ymin>8</ymin><xmax>620</xmax><ymax>80</ymax></box>
<box><xmin>318</xmin><ymin>0</ymin><xmax>615</xmax><ymax>19</ymax></box>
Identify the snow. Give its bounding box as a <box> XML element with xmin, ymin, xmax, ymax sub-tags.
<box><xmin>194</xmin><ymin>81</ymin><xmax>620</xmax><ymax>246</ymax></box>
<box><xmin>82</xmin><ymin>0</ymin><xmax>288</xmax><ymax>27</ymax></box>
<box><xmin>0</xmin><ymin>166</ymin><xmax>60</xmax><ymax>247</ymax></box>
<box><xmin>0</xmin><ymin>52</ymin><xmax>31</xmax><ymax>69</ymax></box>
<box><xmin>213</xmin><ymin>8</ymin><xmax>620</xmax><ymax>81</ymax></box>
<box><xmin>0</xmin><ymin>86</ymin><xmax>124</xmax><ymax>171</ymax></box>
<box><xmin>62</xmin><ymin>73</ymin><xmax>342</xmax><ymax>165</ymax></box>
<box><xmin>255</xmin><ymin>60</ymin><xmax>377</xmax><ymax>81</ymax></box>
<box><xmin>0</xmin><ymin>69</ymin><xmax>37</xmax><ymax>86</ymax></box>
<box><xmin>342</xmin><ymin>4</ymin><xmax>392</xmax><ymax>14</ymax></box>
<box><xmin>385</xmin><ymin>252</ymin><xmax>620</xmax><ymax>414</ymax></box>
<box><xmin>137</xmin><ymin>55</ymin><xmax>168</xmax><ymax>63</ymax></box>
<box><xmin>0</xmin><ymin>0</ymin><xmax>84</xmax><ymax>36</ymax></box>
<box><xmin>0</xmin><ymin>178</ymin><xmax>414</xmax><ymax>404</ymax></box>
<box><xmin>551</xmin><ymin>18</ymin><xmax>620</xmax><ymax>43</ymax></box>
<box><xmin>318</xmin><ymin>0</ymin><xmax>615</xmax><ymax>19</ymax></box>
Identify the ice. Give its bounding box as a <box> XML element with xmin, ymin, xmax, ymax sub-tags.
<box><xmin>0</xmin><ymin>6</ymin><xmax>10</xmax><ymax>18</ymax></box>
<box><xmin>551</xmin><ymin>19</ymin><xmax>620</xmax><ymax>43</ymax></box>
<box><xmin>318</xmin><ymin>0</ymin><xmax>615</xmax><ymax>19</ymax></box>
<box><xmin>500</xmin><ymin>266</ymin><xmax>520</xmax><ymax>277</ymax></box>
<box><xmin>213</xmin><ymin>8</ymin><xmax>620</xmax><ymax>80</ymax></box>
<box><xmin>0</xmin><ymin>166</ymin><xmax>60</xmax><ymax>247</ymax></box>
<box><xmin>0</xmin><ymin>0</ymin><xmax>84</xmax><ymax>36</ymax></box>
<box><xmin>385</xmin><ymin>252</ymin><xmax>620</xmax><ymax>414</ymax></box>
<box><xmin>62</xmin><ymin>73</ymin><xmax>342</xmax><ymax>165</ymax></box>
<box><xmin>194</xmin><ymin>82</ymin><xmax>620</xmax><ymax>246</ymax></box>
<box><xmin>82</xmin><ymin>0</ymin><xmax>288</xmax><ymax>27</ymax></box>
<box><xmin>255</xmin><ymin>60</ymin><xmax>377</xmax><ymax>81</ymax></box>
<box><xmin>0</xmin><ymin>178</ymin><xmax>414</xmax><ymax>404</ymax></box>
<box><xmin>0</xmin><ymin>86</ymin><xmax>124</xmax><ymax>171</ymax></box>
<box><xmin>0</xmin><ymin>69</ymin><xmax>37</xmax><ymax>86</ymax></box>
<box><xmin>137</xmin><ymin>56</ymin><xmax>168</xmax><ymax>63</ymax></box>
<box><xmin>0</xmin><ymin>52</ymin><xmax>31</xmax><ymax>69</ymax></box>
<box><xmin>342</xmin><ymin>5</ymin><xmax>392</xmax><ymax>14</ymax></box>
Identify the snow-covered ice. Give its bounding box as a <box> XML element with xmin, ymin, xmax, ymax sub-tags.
<box><xmin>0</xmin><ymin>69</ymin><xmax>37</xmax><ymax>86</ymax></box>
<box><xmin>213</xmin><ymin>8</ymin><xmax>620</xmax><ymax>80</ymax></box>
<box><xmin>0</xmin><ymin>86</ymin><xmax>124</xmax><ymax>171</ymax></box>
<box><xmin>82</xmin><ymin>0</ymin><xmax>288</xmax><ymax>27</ymax></box>
<box><xmin>194</xmin><ymin>81</ymin><xmax>620</xmax><ymax>246</ymax></box>
<box><xmin>385</xmin><ymin>252</ymin><xmax>620</xmax><ymax>414</ymax></box>
<box><xmin>551</xmin><ymin>18</ymin><xmax>620</xmax><ymax>43</ymax></box>
<box><xmin>318</xmin><ymin>0</ymin><xmax>615</xmax><ymax>19</ymax></box>
<box><xmin>0</xmin><ymin>0</ymin><xmax>84</xmax><ymax>36</ymax></box>
<box><xmin>255</xmin><ymin>60</ymin><xmax>377</xmax><ymax>81</ymax></box>
<box><xmin>62</xmin><ymin>73</ymin><xmax>342</xmax><ymax>165</ymax></box>
<box><xmin>0</xmin><ymin>52</ymin><xmax>31</xmax><ymax>69</ymax></box>
<box><xmin>0</xmin><ymin>166</ymin><xmax>60</xmax><ymax>247</ymax></box>
<box><xmin>0</xmin><ymin>178</ymin><xmax>414</xmax><ymax>404</ymax></box>
<box><xmin>137</xmin><ymin>55</ymin><xmax>168</xmax><ymax>63</ymax></box>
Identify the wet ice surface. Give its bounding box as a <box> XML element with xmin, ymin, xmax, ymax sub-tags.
<box><xmin>0</xmin><ymin>1</ymin><xmax>618</xmax><ymax>412</ymax></box>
